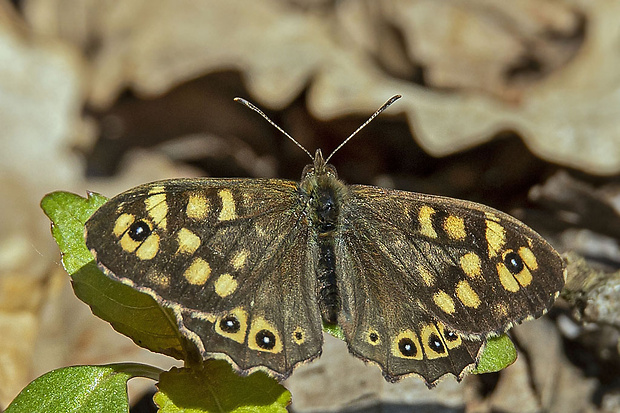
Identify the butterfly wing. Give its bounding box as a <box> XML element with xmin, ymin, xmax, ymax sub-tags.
<box><xmin>336</xmin><ymin>185</ymin><xmax>565</xmax><ymax>384</ymax></box>
<box><xmin>85</xmin><ymin>178</ymin><xmax>323</xmax><ymax>379</ymax></box>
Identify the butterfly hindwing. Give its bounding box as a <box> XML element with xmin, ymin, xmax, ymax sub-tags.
<box><xmin>336</xmin><ymin>233</ymin><xmax>484</xmax><ymax>384</ymax></box>
<box><xmin>85</xmin><ymin>178</ymin><xmax>323</xmax><ymax>378</ymax></box>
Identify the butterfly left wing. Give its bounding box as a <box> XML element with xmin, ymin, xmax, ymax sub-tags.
<box><xmin>85</xmin><ymin>178</ymin><xmax>323</xmax><ymax>379</ymax></box>
<box><xmin>335</xmin><ymin>184</ymin><xmax>565</xmax><ymax>384</ymax></box>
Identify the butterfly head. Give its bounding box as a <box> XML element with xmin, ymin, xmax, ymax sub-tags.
<box><xmin>301</xmin><ymin>149</ymin><xmax>339</xmax><ymax>181</ymax></box>
<box><xmin>299</xmin><ymin>149</ymin><xmax>346</xmax><ymax>207</ymax></box>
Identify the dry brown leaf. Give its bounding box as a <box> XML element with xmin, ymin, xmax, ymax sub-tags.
<box><xmin>24</xmin><ymin>0</ymin><xmax>620</xmax><ymax>173</ymax></box>
<box><xmin>512</xmin><ymin>319</ymin><xmax>598</xmax><ymax>413</ymax></box>
<box><xmin>338</xmin><ymin>0</ymin><xmax>579</xmax><ymax>98</ymax></box>
<box><xmin>487</xmin><ymin>354</ymin><xmax>541</xmax><ymax>413</ymax></box>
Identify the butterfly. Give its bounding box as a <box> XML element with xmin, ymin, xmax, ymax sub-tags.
<box><xmin>84</xmin><ymin>95</ymin><xmax>565</xmax><ymax>386</ymax></box>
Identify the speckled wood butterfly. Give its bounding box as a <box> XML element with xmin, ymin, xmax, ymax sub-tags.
<box><xmin>85</xmin><ymin>95</ymin><xmax>565</xmax><ymax>386</ymax></box>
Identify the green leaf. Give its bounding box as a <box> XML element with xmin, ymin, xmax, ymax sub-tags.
<box><xmin>5</xmin><ymin>363</ymin><xmax>161</xmax><ymax>413</ymax></box>
<box><xmin>154</xmin><ymin>361</ymin><xmax>291</xmax><ymax>413</ymax></box>
<box><xmin>41</xmin><ymin>191</ymin><xmax>108</xmax><ymax>274</ymax></box>
<box><xmin>41</xmin><ymin>191</ymin><xmax>187</xmax><ymax>360</ymax></box>
<box><xmin>473</xmin><ymin>334</ymin><xmax>517</xmax><ymax>374</ymax></box>
<box><xmin>322</xmin><ymin>322</ymin><xmax>345</xmax><ymax>341</ymax></box>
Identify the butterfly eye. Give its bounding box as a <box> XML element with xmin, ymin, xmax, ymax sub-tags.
<box><xmin>256</xmin><ymin>329</ymin><xmax>277</xmax><ymax>350</ymax></box>
<box><xmin>398</xmin><ymin>337</ymin><xmax>418</xmax><ymax>357</ymax></box>
<box><xmin>128</xmin><ymin>220</ymin><xmax>151</xmax><ymax>241</ymax></box>
<box><xmin>219</xmin><ymin>315</ymin><xmax>241</xmax><ymax>333</ymax></box>
<box><xmin>504</xmin><ymin>251</ymin><xmax>524</xmax><ymax>274</ymax></box>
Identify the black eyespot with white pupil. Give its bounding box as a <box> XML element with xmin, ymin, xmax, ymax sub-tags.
<box><xmin>429</xmin><ymin>333</ymin><xmax>445</xmax><ymax>353</ymax></box>
<box><xmin>369</xmin><ymin>332</ymin><xmax>379</xmax><ymax>343</ymax></box>
<box><xmin>398</xmin><ymin>338</ymin><xmax>417</xmax><ymax>357</ymax></box>
<box><xmin>444</xmin><ymin>330</ymin><xmax>458</xmax><ymax>342</ymax></box>
<box><xmin>128</xmin><ymin>220</ymin><xmax>151</xmax><ymax>241</ymax></box>
<box><xmin>294</xmin><ymin>331</ymin><xmax>303</xmax><ymax>341</ymax></box>
<box><xmin>504</xmin><ymin>251</ymin><xmax>524</xmax><ymax>274</ymax></box>
<box><xmin>220</xmin><ymin>315</ymin><xmax>240</xmax><ymax>333</ymax></box>
<box><xmin>256</xmin><ymin>329</ymin><xmax>276</xmax><ymax>350</ymax></box>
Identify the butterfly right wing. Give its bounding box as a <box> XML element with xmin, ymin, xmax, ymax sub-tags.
<box><xmin>85</xmin><ymin>178</ymin><xmax>323</xmax><ymax>379</ymax></box>
<box><xmin>335</xmin><ymin>184</ymin><xmax>564</xmax><ymax>385</ymax></box>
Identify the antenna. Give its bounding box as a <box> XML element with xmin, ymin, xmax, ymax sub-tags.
<box><xmin>325</xmin><ymin>95</ymin><xmax>401</xmax><ymax>162</ymax></box>
<box><xmin>234</xmin><ymin>94</ymin><xmax>402</xmax><ymax>162</ymax></box>
<box><xmin>233</xmin><ymin>97</ymin><xmax>313</xmax><ymax>160</ymax></box>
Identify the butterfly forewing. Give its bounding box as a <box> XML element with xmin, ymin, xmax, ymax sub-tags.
<box><xmin>85</xmin><ymin>178</ymin><xmax>323</xmax><ymax>378</ymax></box>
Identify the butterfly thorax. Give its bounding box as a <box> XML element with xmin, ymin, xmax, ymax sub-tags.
<box><xmin>299</xmin><ymin>150</ymin><xmax>348</xmax><ymax>325</ymax></box>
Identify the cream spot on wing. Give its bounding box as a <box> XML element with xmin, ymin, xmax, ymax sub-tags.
<box><xmin>420</xmin><ymin>323</ymin><xmax>447</xmax><ymax>359</ymax></box>
<box><xmin>186</xmin><ymin>193</ymin><xmax>210</xmax><ymax>219</ymax></box>
<box><xmin>214</xmin><ymin>273</ymin><xmax>237</xmax><ymax>297</ymax></box>
<box><xmin>148</xmin><ymin>185</ymin><xmax>166</xmax><ymax>195</ymax></box>
<box><xmin>519</xmin><ymin>246</ymin><xmax>538</xmax><ymax>270</ymax></box>
<box><xmin>136</xmin><ymin>234</ymin><xmax>160</xmax><ymax>260</ymax></box>
<box><xmin>231</xmin><ymin>250</ymin><xmax>248</xmax><ymax>270</ymax></box>
<box><xmin>456</xmin><ymin>280</ymin><xmax>481</xmax><ymax>308</ymax></box>
<box><xmin>145</xmin><ymin>193</ymin><xmax>168</xmax><ymax>229</ymax></box>
<box><xmin>419</xmin><ymin>206</ymin><xmax>437</xmax><ymax>238</ymax></box>
<box><xmin>176</xmin><ymin>228</ymin><xmax>201</xmax><ymax>254</ymax></box>
<box><xmin>248</xmin><ymin>317</ymin><xmax>283</xmax><ymax>353</ymax></box>
<box><xmin>292</xmin><ymin>327</ymin><xmax>305</xmax><ymax>345</ymax></box>
<box><xmin>493</xmin><ymin>302</ymin><xmax>509</xmax><ymax>318</ymax></box>
<box><xmin>418</xmin><ymin>265</ymin><xmax>435</xmax><ymax>287</ymax></box>
<box><xmin>486</xmin><ymin>220</ymin><xmax>506</xmax><ymax>258</ymax></box>
<box><xmin>497</xmin><ymin>262</ymin><xmax>520</xmax><ymax>292</ymax></box>
<box><xmin>113</xmin><ymin>213</ymin><xmax>135</xmax><ymax>238</ymax></box>
<box><xmin>460</xmin><ymin>252</ymin><xmax>482</xmax><ymax>278</ymax></box>
<box><xmin>391</xmin><ymin>330</ymin><xmax>423</xmax><ymax>360</ymax></box>
<box><xmin>438</xmin><ymin>324</ymin><xmax>462</xmax><ymax>350</ymax></box>
<box><xmin>120</xmin><ymin>234</ymin><xmax>140</xmax><ymax>253</ymax></box>
<box><xmin>365</xmin><ymin>328</ymin><xmax>382</xmax><ymax>346</ymax></box>
<box><xmin>215</xmin><ymin>307</ymin><xmax>248</xmax><ymax>344</ymax></box>
<box><xmin>218</xmin><ymin>189</ymin><xmax>236</xmax><ymax>221</ymax></box>
<box><xmin>148</xmin><ymin>270</ymin><xmax>170</xmax><ymax>289</ymax></box>
<box><xmin>433</xmin><ymin>290</ymin><xmax>456</xmax><ymax>314</ymax></box>
<box><xmin>444</xmin><ymin>215</ymin><xmax>466</xmax><ymax>240</ymax></box>
<box><xmin>514</xmin><ymin>265</ymin><xmax>533</xmax><ymax>287</ymax></box>
<box><xmin>183</xmin><ymin>258</ymin><xmax>211</xmax><ymax>285</ymax></box>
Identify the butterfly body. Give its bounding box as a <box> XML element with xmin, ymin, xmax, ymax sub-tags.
<box><xmin>301</xmin><ymin>150</ymin><xmax>345</xmax><ymax>324</ymax></box>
